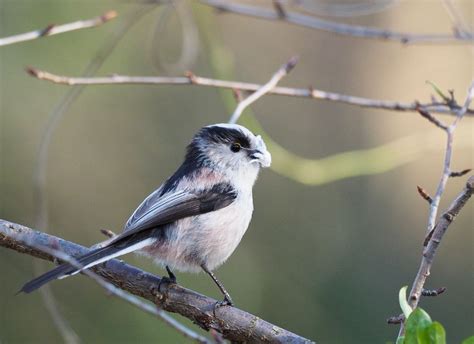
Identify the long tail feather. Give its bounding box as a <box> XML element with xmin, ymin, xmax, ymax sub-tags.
<box><xmin>20</xmin><ymin>235</ymin><xmax>155</xmax><ymax>294</ymax></box>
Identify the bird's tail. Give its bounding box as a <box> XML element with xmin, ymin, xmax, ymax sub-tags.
<box><xmin>20</xmin><ymin>235</ymin><xmax>155</xmax><ymax>294</ymax></box>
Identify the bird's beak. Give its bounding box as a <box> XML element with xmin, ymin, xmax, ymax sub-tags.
<box><xmin>248</xmin><ymin>135</ymin><xmax>271</xmax><ymax>168</ymax></box>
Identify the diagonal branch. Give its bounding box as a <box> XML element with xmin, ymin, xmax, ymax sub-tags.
<box><xmin>396</xmin><ymin>81</ymin><xmax>474</xmax><ymax>339</ymax></box>
<box><xmin>0</xmin><ymin>11</ymin><xmax>117</xmax><ymax>47</ymax></box>
<box><xmin>404</xmin><ymin>176</ymin><xmax>473</xmax><ymax>311</ymax></box>
<box><xmin>0</xmin><ymin>219</ymin><xmax>314</xmax><ymax>344</ymax></box>
<box><xmin>26</xmin><ymin>67</ymin><xmax>474</xmax><ymax>116</ymax></box>
<box><xmin>200</xmin><ymin>0</ymin><xmax>473</xmax><ymax>45</ymax></box>
<box><xmin>423</xmin><ymin>82</ymin><xmax>474</xmax><ymax>233</ymax></box>
<box><xmin>228</xmin><ymin>56</ymin><xmax>298</xmax><ymax>123</ymax></box>
<box><xmin>28</xmin><ymin>241</ymin><xmax>210</xmax><ymax>343</ymax></box>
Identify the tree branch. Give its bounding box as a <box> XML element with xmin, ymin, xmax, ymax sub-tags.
<box><xmin>0</xmin><ymin>11</ymin><xmax>117</xmax><ymax>47</ymax></box>
<box><xmin>0</xmin><ymin>219</ymin><xmax>314</xmax><ymax>344</ymax></box>
<box><xmin>228</xmin><ymin>56</ymin><xmax>298</xmax><ymax>123</ymax></box>
<box><xmin>26</xmin><ymin>240</ymin><xmax>210</xmax><ymax>343</ymax></box>
<box><xmin>200</xmin><ymin>0</ymin><xmax>473</xmax><ymax>45</ymax></box>
<box><xmin>405</xmin><ymin>175</ymin><xmax>473</xmax><ymax>312</ymax></box>
<box><xmin>396</xmin><ymin>81</ymin><xmax>474</xmax><ymax>339</ymax></box>
<box><xmin>422</xmin><ymin>82</ymin><xmax>474</xmax><ymax>233</ymax></box>
<box><xmin>26</xmin><ymin>67</ymin><xmax>473</xmax><ymax>116</ymax></box>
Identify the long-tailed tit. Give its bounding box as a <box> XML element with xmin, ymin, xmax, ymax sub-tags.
<box><xmin>21</xmin><ymin>123</ymin><xmax>271</xmax><ymax>306</ymax></box>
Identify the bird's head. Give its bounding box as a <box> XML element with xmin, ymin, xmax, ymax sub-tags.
<box><xmin>186</xmin><ymin>123</ymin><xmax>272</xmax><ymax>176</ymax></box>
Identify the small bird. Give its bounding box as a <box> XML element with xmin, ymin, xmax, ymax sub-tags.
<box><xmin>20</xmin><ymin>123</ymin><xmax>271</xmax><ymax>306</ymax></box>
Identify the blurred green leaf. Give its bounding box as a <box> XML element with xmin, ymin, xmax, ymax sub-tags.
<box><xmin>399</xmin><ymin>286</ymin><xmax>412</xmax><ymax>318</ymax></box>
<box><xmin>462</xmin><ymin>336</ymin><xmax>474</xmax><ymax>344</ymax></box>
<box><xmin>417</xmin><ymin>322</ymin><xmax>446</xmax><ymax>344</ymax></box>
<box><xmin>426</xmin><ymin>81</ymin><xmax>449</xmax><ymax>102</ymax></box>
<box><xmin>404</xmin><ymin>308</ymin><xmax>432</xmax><ymax>344</ymax></box>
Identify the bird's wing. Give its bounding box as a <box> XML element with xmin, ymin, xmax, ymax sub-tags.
<box><xmin>119</xmin><ymin>183</ymin><xmax>237</xmax><ymax>242</ymax></box>
<box><xmin>19</xmin><ymin>183</ymin><xmax>237</xmax><ymax>294</ymax></box>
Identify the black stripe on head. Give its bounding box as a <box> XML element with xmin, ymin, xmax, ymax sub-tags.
<box><xmin>160</xmin><ymin>126</ymin><xmax>251</xmax><ymax>196</ymax></box>
<box><xmin>198</xmin><ymin>126</ymin><xmax>251</xmax><ymax>148</ymax></box>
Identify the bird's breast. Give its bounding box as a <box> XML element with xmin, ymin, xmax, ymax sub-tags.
<box><xmin>191</xmin><ymin>192</ymin><xmax>254</xmax><ymax>270</ymax></box>
<box><xmin>144</xmin><ymin>192</ymin><xmax>254</xmax><ymax>272</ymax></box>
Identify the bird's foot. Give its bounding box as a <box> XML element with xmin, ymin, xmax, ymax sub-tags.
<box><xmin>158</xmin><ymin>266</ymin><xmax>177</xmax><ymax>293</ymax></box>
<box><xmin>213</xmin><ymin>295</ymin><xmax>234</xmax><ymax>315</ymax></box>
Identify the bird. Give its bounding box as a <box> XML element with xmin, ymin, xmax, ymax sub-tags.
<box><xmin>20</xmin><ymin>123</ymin><xmax>271</xmax><ymax>306</ymax></box>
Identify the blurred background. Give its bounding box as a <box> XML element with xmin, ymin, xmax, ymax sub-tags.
<box><xmin>1</xmin><ymin>0</ymin><xmax>473</xmax><ymax>343</ymax></box>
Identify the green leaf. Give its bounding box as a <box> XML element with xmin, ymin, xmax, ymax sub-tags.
<box><xmin>426</xmin><ymin>80</ymin><xmax>449</xmax><ymax>102</ymax></box>
<box><xmin>399</xmin><ymin>286</ymin><xmax>413</xmax><ymax>318</ymax></box>
<box><xmin>462</xmin><ymin>336</ymin><xmax>474</xmax><ymax>344</ymax></box>
<box><xmin>396</xmin><ymin>336</ymin><xmax>405</xmax><ymax>344</ymax></box>
<box><xmin>404</xmin><ymin>308</ymin><xmax>432</xmax><ymax>344</ymax></box>
<box><xmin>417</xmin><ymin>322</ymin><xmax>446</xmax><ymax>344</ymax></box>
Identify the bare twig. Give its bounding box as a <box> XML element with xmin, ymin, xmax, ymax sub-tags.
<box><xmin>416</xmin><ymin>186</ymin><xmax>433</xmax><ymax>204</ymax></box>
<box><xmin>425</xmin><ymin>82</ymin><xmax>474</xmax><ymax>233</ymax></box>
<box><xmin>416</xmin><ymin>106</ymin><xmax>448</xmax><ymax>130</ymax></box>
<box><xmin>450</xmin><ymin>168</ymin><xmax>472</xmax><ymax>177</ymax></box>
<box><xmin>290</xmin><ymin>0</ymin><xmax>400</xmax><ymax>18</ymax></box>
<box><xmin>441</xmin><ymin>0</ymin><xmax>473</xmax><ymax>39</ymax></box>
<box><xmin>26</xmin><ymin>67</ymin><xmax>474</xmax><ymax>116</ymax></box>
<box><xmin>397</xmin><ymin>176</ymin><xmax>474</xmax><ymax>336</ymax></box>
<box><xmin>396</xmin><ymin>83</ymin><xmax>474</xmax><ymax>339</ymax></box>
<box><xmin>421</xmin><ymin>287</ymin><xmax>446</xmax><ymax>297</ymax></box>
<box><xmin>25</xmin><ymin>241</ymin><xmax>210</xmax><ymax>343</ymax></box>
<box><xmin>387</xmin><ymin>314</ymin><xmax>404</xmax><ymax>325</ymax></box>
<box><xmin>0</xmin><ymin>11</ymin><xmax>117</xmax><ymax>47</ymax></box>
<box><xmin>200</xmin><ymin>0</ymin><xmax>473</xmax><ymax>44</ymax></box>
<box><xmin>229</xmin><ymin>56</ymin><xmax>298</xmax><ymax>123</ymax></box>
<box><xmin>0</xmin><ymin>219</ymin><xmax>314</xmax><ymax>344</ymax></box>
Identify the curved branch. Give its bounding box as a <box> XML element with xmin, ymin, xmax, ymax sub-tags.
<box><xmin>200</xmin><ymin>0</ymin><xmax>473</xmax><ymax>45</ymax></box>
<box><xmin>0</xmin><ymin>219</ymin><xmax>314</xmax><ymax>344</ymax></box>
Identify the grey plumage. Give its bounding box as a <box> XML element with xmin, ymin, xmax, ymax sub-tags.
<box><xmin>20</xmin><ymin>123</ymin><xmax>271</xmax><ymax>304</ymax></box>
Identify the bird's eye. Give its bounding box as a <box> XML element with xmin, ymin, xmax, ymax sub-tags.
<box><xmin>230</xmin><ymin>142</ymin><xmax>241</xmax><ymax>153</ymax></box>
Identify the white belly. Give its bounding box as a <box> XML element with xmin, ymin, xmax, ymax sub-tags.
<box><xmin>141</xmin><ymin>193</ymin><xmax>254</xmax><ymax>272</ymax></box>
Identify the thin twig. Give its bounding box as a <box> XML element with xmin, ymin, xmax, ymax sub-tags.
<box><xmin>290</xmin><ymin>0</ymin><xmax>401</xmax><ymax>18</ymax></box>
<box><xmin>441</xmin><ymin>0</ymin><xmax>472</xmax><ymax>39</ymax></box>
<box><xmin>416</xmin><ymin>106</ymin><xmax>448</xmax><ymax>130</ymax></box>
<box><xmin>396</xmin><ymin>83</ymin><xmax>474</xmax><ymax>339</ymax></box>
<box><xmin>0</xmin><ymin>219</ymin><xmax>314</xmax><ymax>343</ymax></box>
<box><xmin>421</xmin><ymin>287</ymin><xmax>446</xmax><ymax>297</ymax></box>
<box><xmin>200</xmin><ymin>0</ymin><xmax>473</xmax><ymax>44</ymax></box>
<box><xmin>0</xmin><ymin>11</ymin><xmax>117</xmax><ymax>47</ymax></box>
<box><xmin>425</xmin><ymin>82</ymin><xmax>474</xmax><ymax>233</ymax></box>
<box><xmin>24</xmin><ymin>242</ymin><xmax>210</xmax><ymax>344</ymax></box>
<box><xmin>416</xmin><ymin>186</ymin><xmax>433</xmax><ymax>204</ymax></box>
<box><xmin>26</xmin><ymin>67</ymin><xmax>474</xmax><ymax>116</ymax></box>
<box><xmin>229</xmin><ymin>56</ymin><xmax>298</xmax><ymax>123</ymax></box>
<box><xmin>387</xmin><ymin>314</ymin><xmax>404</xmax><ymax>325</ymax></box>
<box><xmin>450</xmin><ymin>168</ymin><xmax>472</xmax><ymax>177</ymax></box>
<box><xmin>396</xmin><ymin>176</ymin><xmax>473</xmax><ymax>338</ymax></box>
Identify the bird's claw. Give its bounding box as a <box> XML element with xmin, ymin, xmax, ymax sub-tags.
<box><xmin>158</xmin><ymin>267</ymin><xmax>177</xmax><ymax>293</ymax></box>
<box><xmin>158</xmin><ymin>276</ymin><xmax>176</xmax><ymax>293</ymax></box>
<box><xmin>213</xmin><ymin>295</ymin><xmax>234</xmax><ymax>315</ymax></box>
